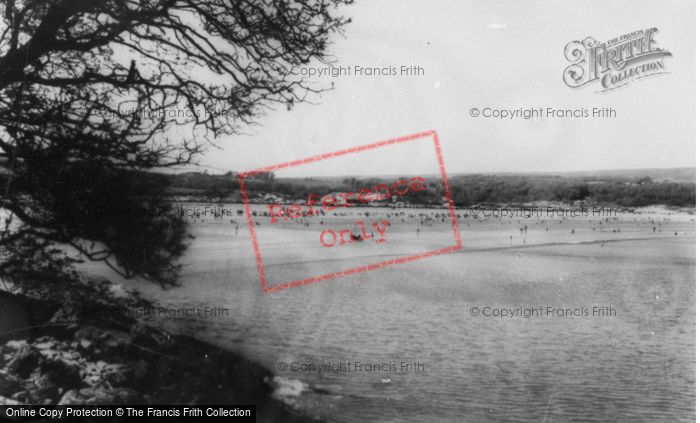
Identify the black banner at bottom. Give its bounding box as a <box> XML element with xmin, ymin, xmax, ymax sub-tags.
<box><xmin>0</xmin><ymin>405</ymin><xmax>256</xmax><ymax>421</ymax></box>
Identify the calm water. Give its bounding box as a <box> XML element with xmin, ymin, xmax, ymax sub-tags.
<box><xmin>123</xmin><ymin>208</ymin><xmax>695</xmax><ymax>422</ymax></box>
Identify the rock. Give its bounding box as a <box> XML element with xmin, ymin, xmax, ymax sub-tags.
<box><xmin>26</xmin><ymin>371</ymin><xmax>57</xmax><ymax>403</ymax></box>
<box><xmin>31</xmin><ymin>371</ymin><xmax>56</xmax><ymax>391</ymax></box>
<box><xmin>4</xmin><ymin>340</ymin><xmax>27</xmax><ymax>351</ymax></box>
<box><xmin>10</xmin><ymin>390</ymin><xmax>26</xmax><ymax>402</ymax></box>
<box><xmin>100</xmin><ymin>331</ymin><xmax>132</xmax><ymax>355</ymax></box>
<box><xmin>103</xmin><ymin>363</ymin><xmax>129</xmax><ymax>386</ymax></box>
<box><xmin>81</xmin><ymin>362</ymin><xmax>103</xmax><ymax>386</ymax></box>
<box><xmin>57</xmin><ymin>389</ymin><xmax>82</xmax><ymax>405</ymax></box>
<box><xmin>40</xmin><ymin>358</ymin><xmax>82</xmax><ymax>390</ymax></box>
<box><xmin>59</xmin><ymin>387</ymin><xmax>141</xmax><ymax>405</ymax></box>
<box><xmin>49</xmin><ymin>304</ymin><xmax>81</xmax><ymax>326</ymax></box>
<box><xmin>36</xmin><ymin>346</ymin><xmax>83</xmax><ymax>368</ymax></box>
<box><xmin>6</xmin><ymin>345</ymin><xmax>40</xmax><ymax>378</ymax></box>
<box><xmin>0</xmin><ymin>373</ymin><xmax>23</xmax><ymax>396</ymax></box>
<box><xmin>80</xmin><ymin>360</ymin><xmax>129</xmax><ymax>388</ymax></box>
<box><xmin>130</xmin><ymin>324</ymin><xmax>173</xmax><ymax>349</ymax></box>
<box><xmin>34</xmin><ymin>341</ymin><xmax>56</xmax><ymax>350</ymax></box>
<box><xmin>0</xmin><ymin>394</ymin><xmax>22</xmax><ymax>405</ymax></box>
<box><xmin>74</xmin><ymin>327</ymin><xmax>132</xmax><ymax>357</ymax></box>
<box><xmin>73</xmin><ymin>326</ymin><xmax>102</xmax><ymax>344</ymax></box>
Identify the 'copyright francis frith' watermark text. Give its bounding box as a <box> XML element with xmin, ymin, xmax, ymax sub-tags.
<box><xmin>276</xmin><ymin>360</ymin><xmax>425</xmax><ymax>374</ymax></box>
<box><xmin>460</xmin><ymin>207</ymin><xmax>618</xmax><ymax>219</ymax></box>
<box><xmin>469</xmin><ymin>306</ymin><xmax>617</xmax><ymax>319</ymax></box>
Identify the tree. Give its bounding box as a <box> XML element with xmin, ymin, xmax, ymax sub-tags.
<box><xmin>0</xmin><ymin>0</ymin><xmax>353</xmax><ymax>287</ymax></box>
<box><xmin>250</xmin><ymin>171</ymin><xmax>274</xmax><ymax>182</ymax></box>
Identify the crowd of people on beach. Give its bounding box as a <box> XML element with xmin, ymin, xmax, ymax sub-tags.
<box><xmin>175</xmin><ymin>205</ymin><xmax>690</xmax><ymax>245</ymax></box>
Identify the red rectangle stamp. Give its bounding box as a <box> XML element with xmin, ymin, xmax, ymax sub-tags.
<box><xmin>238</xmin><ymin>130</ymin><xmax>462</xmax><ymax>293</ymax></box>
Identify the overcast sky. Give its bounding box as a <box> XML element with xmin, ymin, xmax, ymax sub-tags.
<box><xmin>195</xmin><ymin>0</ymin><xmax>695</xmax><ymax>177</ymax></box>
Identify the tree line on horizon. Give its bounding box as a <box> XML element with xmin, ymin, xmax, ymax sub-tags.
<box><xmin>164</xmin><ymin>172</ymin><xmax>695</xmax><ymax>208</ymax></box>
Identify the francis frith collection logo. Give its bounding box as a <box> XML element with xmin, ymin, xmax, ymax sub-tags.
<box><xmin>563</xmin><ymin>28</ymin><xmax>672</xmax><ymax>92</ymax></box>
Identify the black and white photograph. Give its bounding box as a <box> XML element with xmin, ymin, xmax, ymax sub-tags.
<box><xmin>0</xmin><ymin>1</ymin><xmax>695</xmax><ymax>422</ymax></box>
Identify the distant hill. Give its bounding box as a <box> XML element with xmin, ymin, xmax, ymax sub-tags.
<box><xmin>162</xmin><ymin>167</ymin><xmax>696</xmax><ymax>208</ymax></box>
<box><xmin>447</xmin><ymin>168</ymin><xmax>696</xmax><ymax>184</ymax></box>
<box><xmin>545</xmin><ymin>168</ymin><xmax>695</xmax><ymax>183</ymax></box>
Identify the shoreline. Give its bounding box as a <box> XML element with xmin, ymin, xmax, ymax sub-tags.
<box><xmin>0</xmin><ymin>292</ymin><xmax>322</xmax><ymax>422</ymax></box>
<box><xmin>2</xmin><ymin>203</ymin><xmax>693</xmax><ymax>422</ymax></box>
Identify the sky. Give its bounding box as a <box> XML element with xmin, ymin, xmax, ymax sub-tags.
<box><xmin>194</xmin><ymin>0</ymin><xmax>695</xmax><ymax>177</ymax></box>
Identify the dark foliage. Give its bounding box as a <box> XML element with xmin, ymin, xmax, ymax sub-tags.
<box><xmin>448</xmin><ymin>175</ymin><xmax>694</xmax><ymax>207</ymax></box>
<box><xmin>173</xmin><ymin>172</ymin><xmax>695</xmax><ymax>208</ymax></box>
<box><xmin>0</xmin><ymin>0</ymin><xmax>353</xmax><ymax>287</ymax></box>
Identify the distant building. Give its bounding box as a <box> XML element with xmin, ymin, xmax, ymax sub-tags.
<box><xmin>261</xmin><ymin>193</ymin><xmax>284</xmax><ymax>203</ymax></box>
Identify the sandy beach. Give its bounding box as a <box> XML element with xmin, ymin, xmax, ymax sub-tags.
<box><xmin>74</xmin><ymin>203</ymin><xmax>695</xmax><ymax>422</ymax></box>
